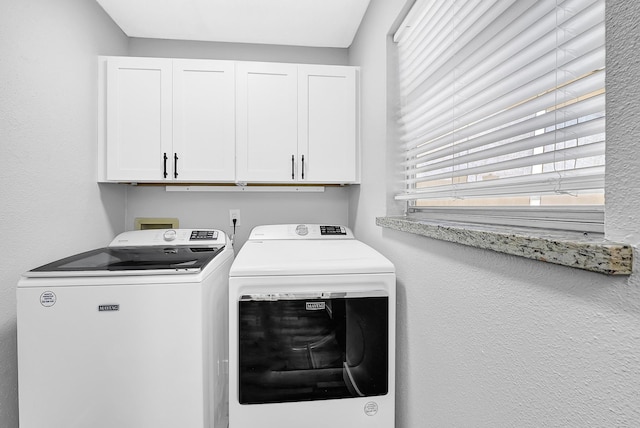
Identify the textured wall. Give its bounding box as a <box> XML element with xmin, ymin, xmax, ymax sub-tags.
<box><xmin>350</xmin><ymin>0</ymin><xmax>640</xmax><ymax>426</ymax></box>
<box><xmin>605</xmin><ymin>1</ymin><xmax>640</xmax><ymax>245</ymax></box>
<box><xmin>0</xmin><ymin>1</ymin><xmax>128</xmax><ymax>426</ymax></box>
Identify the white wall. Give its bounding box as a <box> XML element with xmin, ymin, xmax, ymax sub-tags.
<box><xmin>124</xmin><ymin>39</ymin><xmax>351</xmax><ymax>249</ymax></box>
<box><xmin>0</xmin><ymin>1</ymin><xmax>128</xmax><ymax>426</ymax></box>
<box><xmin>605</xmin><ymin>1</ymin><xmax>640</xmax><ymax>244</ymax></box>
<box><xmin>129</xmin><ymin>37</ymin><xmax>349</xmax><ymax>65</ymax></box>
<box><xmin>349</xmin><ymin>1</ymin><xmax>640</xmax><ymax>427</ymax></box>
<box><xmin>124</xmin><ymin>186</ymin><xmax>350</xmax><ymax>250</ymax></box>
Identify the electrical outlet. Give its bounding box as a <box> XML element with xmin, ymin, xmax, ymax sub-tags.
<box><xmin>229</xmin><ymin>209</ymin><xmax>241</xmax><ymax>227</ymax></box>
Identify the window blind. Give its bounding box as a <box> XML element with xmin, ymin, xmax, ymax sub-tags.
<box><xmin>394</xmin><ymin>0</ymin><xmax>605</xmax><ymax>208</ymax></box>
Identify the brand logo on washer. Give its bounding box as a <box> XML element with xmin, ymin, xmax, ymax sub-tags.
<box><xmin>306</xmin><ymin>302</ymin><xmax>325</xmax><ymax>311</ymax></box>
<box><xmin>98</xmin><ymin>304</ymin><xmax>120</xmax><ymax>312</ymax></box>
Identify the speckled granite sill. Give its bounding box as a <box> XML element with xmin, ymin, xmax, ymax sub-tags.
<box><xmin>376</xmin><ymin>216</ymin><xmax>633</xmax><ymax>275</ymax></box>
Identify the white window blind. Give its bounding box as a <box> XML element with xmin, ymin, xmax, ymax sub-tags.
<box><xmin>393</xmin><ymin>0</ymin><xmax>605</xmax><ymax>215</ymax></box>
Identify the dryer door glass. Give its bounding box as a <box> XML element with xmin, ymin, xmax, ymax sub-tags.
<box><xmin>238</xmin><ymin>293</ymin><xmax>388</xmax><ymax>404</ymax></box>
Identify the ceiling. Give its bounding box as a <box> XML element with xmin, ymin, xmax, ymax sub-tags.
<box><xmin>95</xmin><ymin>0</ymin><xmax>371</xmax><ymax>48</ymax></box>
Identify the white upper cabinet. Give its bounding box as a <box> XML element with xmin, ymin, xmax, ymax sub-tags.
<box><xmin>235</xmin><ymin>62</ymin><xmax>299</xmax><ymax>183</ymax></box>
<box><xmin>104</xmin><ymin>57</ymin><xmax>235</xmax><ymax>182</ymax></box>
<box><xmin>100</xmin><ymin>56</ymin><xmax>359</xmax><ymax>184</ymax></box>
<box><xmin>236</xmin><ymin>62</ymin><xmax>359</xmax><ymax>184</ymax></box>
<box><xmin>173</xmin><ymin>59</ymin><xmax>235</xmax><ymax>181</ymax></box>
<box><xmin>298</xmin><ymin>65</ymin><xmax>358</xmax><ymax>183</ymax></box>
<box><xmin>106</xmin><ymin>57</ymin><xmax>172</xmax><ymax>181</ymax></box>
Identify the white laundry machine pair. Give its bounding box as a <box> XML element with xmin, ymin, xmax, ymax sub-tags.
<box><xmin>17</xmin><ymin>228</ymin><xmax>233</xmax><ymax>428</ymax></box>
<box><xmin>228</xmin><ymin>224</ymin><xmax>396</xmax><ymax>428</ymax></box>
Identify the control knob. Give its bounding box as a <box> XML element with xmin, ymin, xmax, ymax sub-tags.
<box><xmin>163</xmin><ymin>229</ymin><xmax>177</xmax><ymax>241</ymax></box>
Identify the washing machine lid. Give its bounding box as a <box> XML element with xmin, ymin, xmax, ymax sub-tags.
<box><xmin>23</xmin><ymin>229</ymin><xmax>227</xmax><ymax>278</ymax></box>
<box><xmin>230</xmin><ymin>239</ymin><xmax>394</xmax><ymax>276</ymax></box>
<box><xmin>24</xmin><ymin>245</ymin><xmax>226</xmax><ymax>277</ymax></box>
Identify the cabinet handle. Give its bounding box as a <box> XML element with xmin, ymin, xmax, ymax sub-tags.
<box><xmin>174</xmin><ymin>153</ymin><xmax>179</xmax><ymax>179</ymax></box>
<box><xmin>163</xmin><ymin>153</ymin><xmax>168</xmax><ymax>178</ymax></box>
<box><xmin>301</xmin><ymin>155</ymin><xmax>305</xmax><ymax>180</ymax></box>
<box><xmin>291</xmin><ymin>155</ymin><xmax>295</xmax><ymax>180</ymax></box>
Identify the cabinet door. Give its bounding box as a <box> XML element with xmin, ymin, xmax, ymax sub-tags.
<box><xmin>106</xmin><ymin>57</ymin><xmax>172</xmax><ymax>181</ymax></box>
<box><xmin>236</xmin><ymin>62</ymin><xmax>298</xmax><ymax>183</ymax></box>
<box><xmin>298</xmin><ymin>65</ymin><xmax>358</xmax><ymax>183</ymax></box>
<box><xmin>173</xmin><ymin>60</ymin><xmax>236</xmax><ymax>182</ymax></box>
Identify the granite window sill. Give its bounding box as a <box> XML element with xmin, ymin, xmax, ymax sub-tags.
<box><xmin>376</xmin><ymin>216</ymin><xmax>633</xmax><ymax>275</ymax></box>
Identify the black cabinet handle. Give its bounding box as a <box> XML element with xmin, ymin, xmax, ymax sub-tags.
<box><xmin>163</xmin><ymin>153</ymin><xmax>168</xmax><ymax>178</ymax></box>
<box><xmin>291</xmin><ymin>155</ymin><xmax>295</xmax><ymax>180</ymax></box>
<box><xmin>301</xmin><ymin>155</ymin><xmax>305</xmax><ymax>180</ymax></box>
<box><xmin>174</xmin><ymin>153</ymin><xmax>179</xmax><ymax>179</ymax></box>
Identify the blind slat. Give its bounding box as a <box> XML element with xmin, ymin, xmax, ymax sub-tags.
<box><xmin>394</xmin><ymin>0</ymin><xmax>605</xmax><ymax>207</ymax></box>
<box><xmin>396</xmin><ymin>167</ymin><xmax>605</xmax><ymax>200</ymax></box>
<box><xmin>404</xmin><ymin>116</ymin><xmax>605</xmax><ymax>170</ymax></box>
<box><xmin>404</xmin><ymin>90</ymin><xmax>605</xmax><ymax>160</ymax></box>
<box><xmin>401</xmin><ymin>54</ymin><xmax>604</xmax><ymax>151</ymax></box>
<box><xmin>400</xmin><ymin>0</ymin><xmax>602</xmax><ymax>99</ymax></box>
<box><xmin>400</xmin><ymin>27</ymin><xmax>605</xmax><ymax>139</ymax></box>
<box><xmin>407</xmin><ymin>141</ymin><xmax>604</xmax><ymax>184</ymax></box>
<box><xmin>400</xmin><ymin>1</ymin><xmax>515</xmax><ymax>93</ymax></box>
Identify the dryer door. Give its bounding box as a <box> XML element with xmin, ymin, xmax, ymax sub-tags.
<box><xmin>237</xmin><ymin>290</ymin><xmax>388</xmax><ymax>404</ymax></box>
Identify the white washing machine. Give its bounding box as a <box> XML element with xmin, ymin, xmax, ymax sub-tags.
<box><xmin>229</xmin><ymin>224</ymin><xmax>396</xmax><ymax>428</ymax></box>
<box><xmin>17</xmin><ymin>229</ymin><xmax>233</xmax><ymax>428</ymax></box>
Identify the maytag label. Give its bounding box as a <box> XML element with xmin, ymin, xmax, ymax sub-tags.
<box><xmin>306</xmin><ymin>302</ymin><xmax>325</xmax><ymax>311</ymax></box>
<box><xmin>98</xmin><ymin>304</ymin><xmax>120</xmax><ymax>312</ymax></box>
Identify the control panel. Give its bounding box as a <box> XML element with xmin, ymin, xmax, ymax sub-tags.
<box><xmin>190</xmin><ymin>230</ymin><xmax>218</xmax><ymax>240</ymax></box>
<box><xmin>249</xmin><ymin>224</ymin><xmax>354</xmax><ymax>240</ymax></box>
<box><xmin>320</xmin><ymin>225</ymin><xmax>347</xmax><ymax>235</ymax></box>
<box><xmin>109</xmin><ymin>229</ymin><xmax>224</xmax><ymax>247</ymax></box>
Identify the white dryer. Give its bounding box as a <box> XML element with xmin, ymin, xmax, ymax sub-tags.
<box><xmin>17</xmin><ymin>229</ymin><xmax>233</xmax><ymax>428</ymax></box>
<box><xmin>229</xmin><ymin>224</ymin><xmax>396</xmax><ymax>428</ymax></box>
